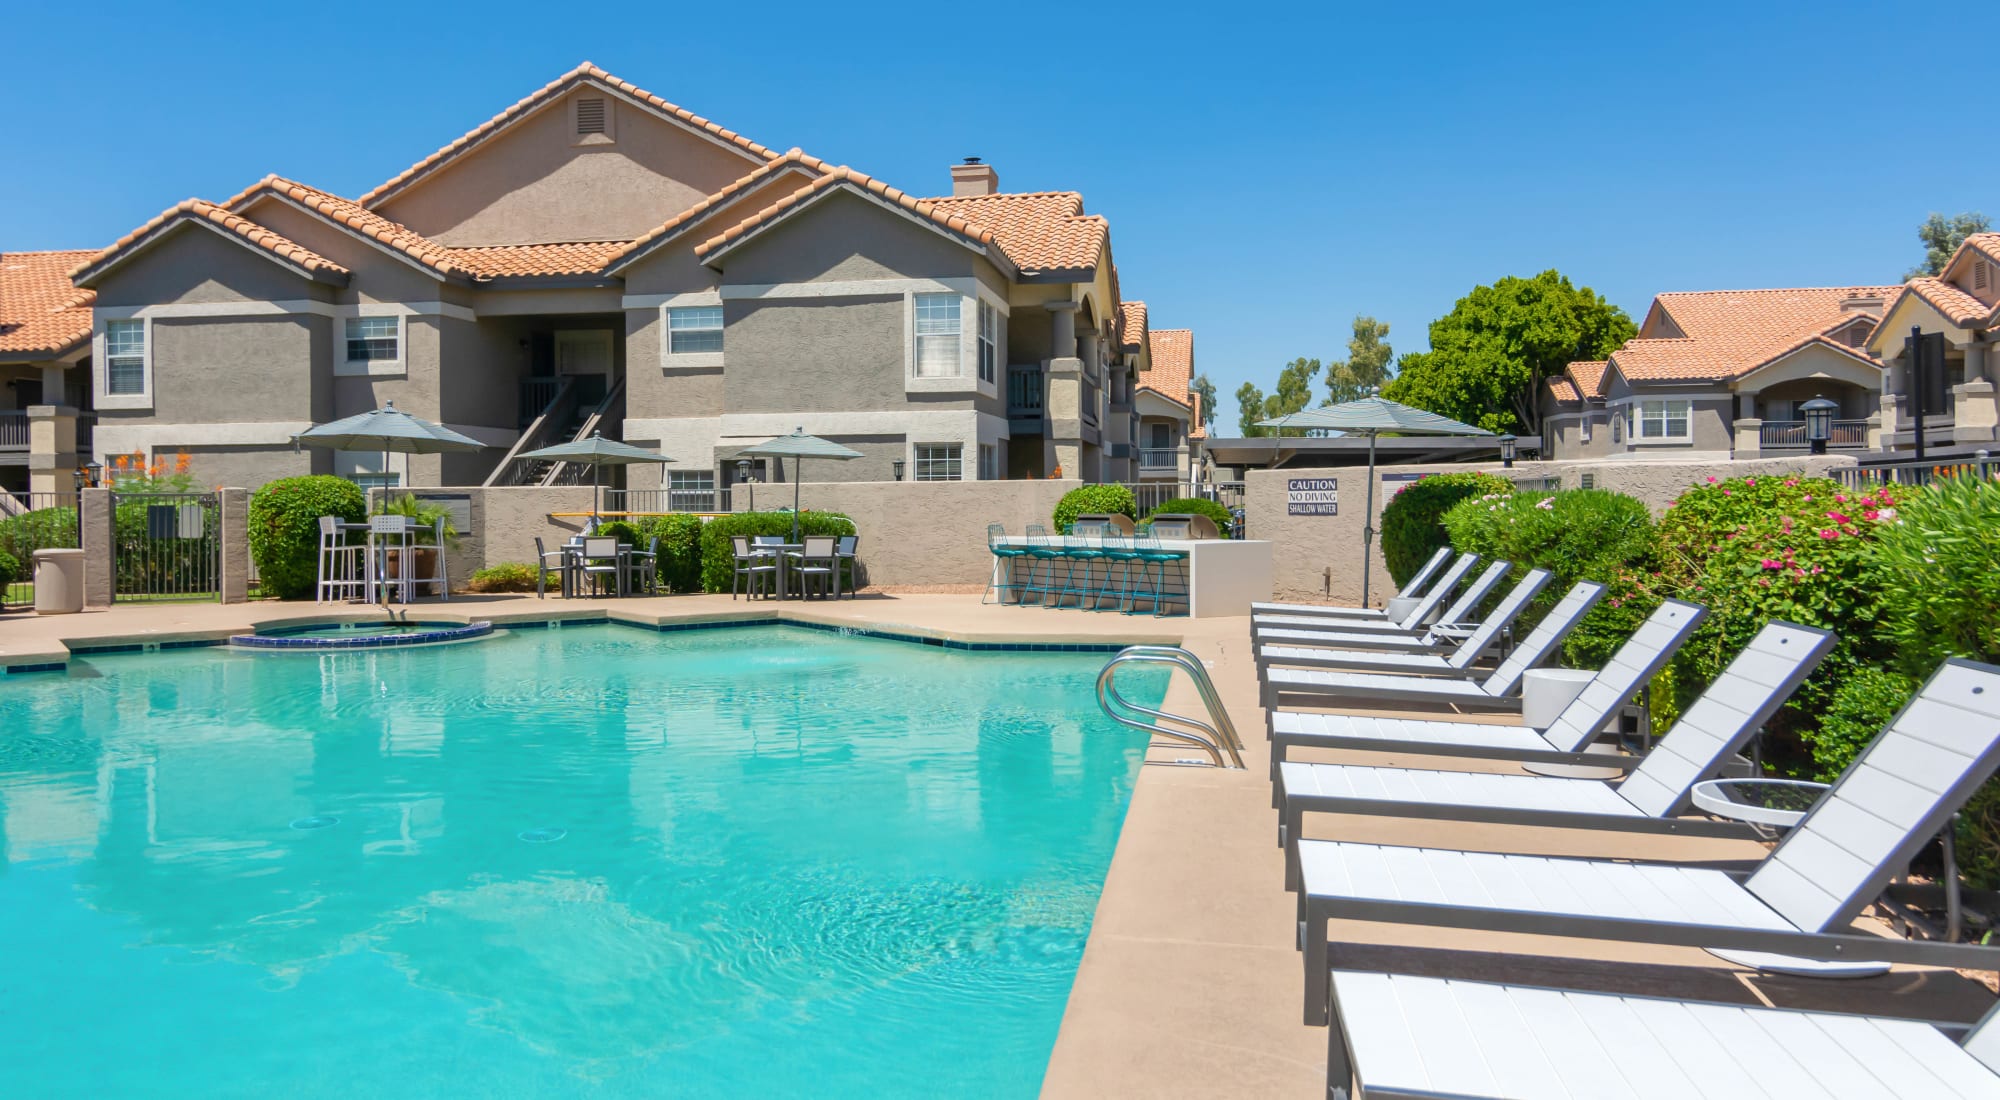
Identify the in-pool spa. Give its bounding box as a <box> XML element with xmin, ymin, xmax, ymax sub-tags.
<box><xmin>0</xmin><ymin>623</ymin><xmax>1161</xmax><ymax>1097</ymax></box>
<box><xmin>230</xmin><ymin>620</ymin><xmax>494</xmax><ymax>650</ymax></box>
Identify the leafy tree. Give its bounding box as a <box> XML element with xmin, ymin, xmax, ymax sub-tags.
<box><xmin>1234</xmin><ymin>381</ymin><xmax>1268</xmax><ymax>436</ymax></box>
<box><xmin>1384</xmin><ymin>270</ymin><xmax>1634</xmax><ymax>435</ymax></box>
<box><xmin>1906</xmin><ymin>212</ymin><xmax>1992</xmax><ymax>279</ymax></box>
<box><xmin>1324</xmin><ymin>316</ymin><xmax>1394</xmax><ymax>405</ymax></box>
<box><xmin>1189</xmin><ymin>373</ymin><xmax>1217</xmax><ymax>426</ymax></box>
<box><xmin>1235</xmin><ymin>358</ymin><xmax>1322</xmax><ymax>436</ymax></box>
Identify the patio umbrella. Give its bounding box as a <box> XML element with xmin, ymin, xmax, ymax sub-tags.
<box><xmin>292</xmin><ymin>401</ymin><xmax>485</xmax><ymax>488</ymax></box>
<box><xmin>734</xmin><ymin>427</ymin><xmax>864</xmax><ymax>541</ymax></box>
<box><xmin>1260</xmin><ymin>396</ymin><xmax>1492</xmax><ymax>606</ymax></box>
<box><xmin>516</xmin><ymin>432</ymin><xmax>672</xmax><ymax>519</ymax></box>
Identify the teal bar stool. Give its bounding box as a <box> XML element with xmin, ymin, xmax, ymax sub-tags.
<box><xmin>1129</xmin><ymin>529</ymin><xmax>1190</xmax><ymax>617</ymax></box>
<box><xmin>984</xmin><ymin>523</ymin><xmax>1030</xmax><ymax>604</ymax></box>
<box><xmin>1023</xmin><ymin>524</ymin><xmax>1068</xmax><ymax>607</ymax></box>
<box><xmin>1058</xmin><ymin>522</ymin><xmax>1109</xmax><ymax>609</ymax></box>
<box><xmin>1097</xmin><ymin>530</ymin><xmax>1142</xmax><ymax>611</ymax></box>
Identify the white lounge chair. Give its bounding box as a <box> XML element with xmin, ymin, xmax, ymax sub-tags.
<box><xmin>1276</xmin><ymin>621</ymin><xmax>1835</xmax><ymax>888</ymax></box>
<box><xmin>1253</xmin><ymin>558</ymin><xmax>1514</xmax><ymax>643</ymax></box>
<box><xmin>1251</xmin><ymin>546</ymin><xmax>1453</xmax><ymax>619</ymax></box>
<box><xmin>1261</xmin><ymin>581</ymin><xmax>1607</xmax><ymax>713</ymax></box>
<box><xmin>1255</xmin><ymin>552</ymin><xmax>1483</xmax><ymax>635</ymax></box>
<box><xmin>1293</xmin><ymin>657</ymin><xmax>2000</xmax><ymax>1026</ymax></box>
<box><xmin>1265</xmin><ymin>597</ymin><xmax>1704</xmax><ymax>775</ymax></box>
<box><xmin>1255</xmin><ymin>568</ymin><xmax>1550</xmax><ymax>678</ymax></box>
<box><xmin>1321</xmin><ymin>971</ymin><xmax>2000</xmax><ymax>1100</ymax></box>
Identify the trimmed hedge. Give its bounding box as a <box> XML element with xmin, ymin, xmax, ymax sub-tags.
<box><xmin>696</xmin><ymin>511</ymin><xmax>855</xmax><ymax>593</ymax></box>
<box><xmin>0</xmin><ymin>505</ymin><xmax>79</xmax><ymax>567</ymax></box>
<box><xmin>248</xmin><ymin>476</ymin><xmax>367</xmax><ymax>599</ymax></box>
<box><xmin>0</xmin><ymin>547</ymin><xmax>19</xmax><ymax>591</ymax></box>
<box><xmin>637</xmin><ymin>513</ymin><xmax>706</xmax><ymax>594</ymax></box>
<box><xmin>1052</xmin><ymin>484</ymin><xmax>1137</xmax><ymax>533</ymax></box>
<box><xmin>1377</xmin><ymin>472</ymin><xmax>1512</xmax><ymax>586</ymax></box>
<box><xmin>1143</xmin><ymin>497</ymin><xmax>1233</xmax><ymax>537</ymax></box>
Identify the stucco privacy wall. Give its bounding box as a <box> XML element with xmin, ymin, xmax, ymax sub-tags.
<box><xmin>1246</xmin><ymin>455</ymin><xmax>1858</xmax><ymax>607</ymax></box>
<box><xmin>385</xmin><ymin>485</ymin><xmax>599</xmax><ymax>584</ymax></box>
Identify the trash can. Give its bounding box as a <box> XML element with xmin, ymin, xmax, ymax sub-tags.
<box><xmin>32</xmin><ymin>548</ymin><xmax>85</xmax><ymax>615</ymax></box>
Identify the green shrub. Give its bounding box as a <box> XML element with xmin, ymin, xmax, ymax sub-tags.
<box><xmin>0</xmin><ymin>505</ymin><xmax>80</xmax><ymax>565</ymax></box>
<box><xmin>1867</xmin><ymin>473</ymin><xmax>2000</xmax><ymax>673</ymax></box>
<box><xmin>1143</xmin><ymin>497</ymin><xmax>1233</xmax><ymax>537</ymax></box>
<box><xmin>373</xmin><ymin>493</ymin><xmax>460</xmax><ymax>546</ymax></box>
<box><xmin>466</xmin><ymin>562</ymin><xmax>538</xmax><ymax>593</ymax></box>
<box><xmin>1379</xmin><ymin>471</ymin><xmax>1512</xmax><ymax>585</ymax></box>
<box><xmin>1052</xmin><ymin>484</ymin><xmax>1137</xmax><ymax>533</ymax></box>
<box><xmin>1815</xmin><ymin>666</ymin><xmax>1918</xmax><ymax>780</ymax></box>
<box><xmin>638</xmin><ymin>513</ymin><xmax>706</xmax><ymax>593</ymax></box>
<box><xmin>697</xmin><ymin>511</ymin><xmax>855</xmax><ymax>593</ymax></box>
<box><xmin>0</xmin><ymin>547</ymin><xmax>19</xmax><ymax>591</ymax></box>
<box><xmin>593</xmin><ymin>519</ymin><xmax>642</xmax><ymax>547</ymax></box>
<box><xmin>249</xmin><ymin>476</ymin><xmax>367</xmax><ymax>600</ymax></box>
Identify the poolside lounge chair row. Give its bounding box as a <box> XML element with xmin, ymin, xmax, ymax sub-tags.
<box><xmin>1244</xmin><ymin>549</ymin><xmax>2000</xmax><ymax>1098</ymax></box>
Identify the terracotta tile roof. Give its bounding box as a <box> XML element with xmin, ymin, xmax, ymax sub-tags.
<box><xmin>359</xmin><ymin>62</ymin><xmax>776</xmax><ymax>208</ymax></box>
<box><xmin>1119</xmin><ymin>299</ymin><xmax>1148</xmax><ymax>351</ymax></box>
<box><xmin>1964</xmin><ymin>232</ymin><xmax>2000</xmax><ymax>267</ymax></box>
<box><xmin>924</xmin><ymin>191</ymin><xmax>1107</xmax><ymax>274</ymax></box>
<box><xmin>228</xmin><ymin>175</ymin><xmax>468</xmax><ymax>278</ymax></box>
<box><xmin>603</xmin><ymin>148</ymin><xmax>830</xmax><ymax>272</ymax></box>
<box><xmin>1545</xmin><ymin>376</ymin><xmax>1581</xmax><ymax>404</ymax></box>
<box><xmin>1905</xmin><ymin>276</ymin><xmax>2000</xmax><ymax>328</ymax></box>
<box><xmin>1143</xmin><ymin>327</ymin><xmax>1202</xmax><ymax>437</ymax></box>
<box><xmin>1609</xmin><ymin>287</ymin><xmax>1899</xmax><ymax>382</ymax></box>
<box><xmin>1566</xmin><ymin>360</ymin><xmax>1608</xmax><ymax>399</ymax></box>
<box><xmin>441</xmin><ymin>240</ymin><xmax>635</xmax><ymax>278</ymax></box>
<box><xmin>0</xmin><ymin>250</ymin><xmax>97</xmax><ymax>358</ymax></box>
<box><xmin>695</xmin><ymin>167</ymin><xmax>1000</xmax><ymax>263</ymax></box>
<box><xmin>72</xmin><ymin>199</ymin><xmax>349</xmax><ymax>288</ymax></box>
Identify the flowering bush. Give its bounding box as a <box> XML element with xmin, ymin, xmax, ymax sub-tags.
<box><xmin>1377</xmin><ymin>471</ymin><xmax>1512</xmax><ymax>586</ymax></box>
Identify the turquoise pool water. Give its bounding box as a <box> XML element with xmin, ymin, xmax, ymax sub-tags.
<box><xmin>0</xmin><ymin>624</ymin><xmax>1160</xmax><ymax>1098</ymax></box>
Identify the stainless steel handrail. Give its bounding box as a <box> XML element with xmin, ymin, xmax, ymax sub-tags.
<box><xmin>1097</xmin><ymin>645</ymin><xmax>1246</xmax><ymax>768</ymax></box>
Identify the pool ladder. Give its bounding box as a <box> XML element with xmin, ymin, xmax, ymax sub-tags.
<box><xmin>1096</xmin><ymin>646</ymin><xmax>1246</xmax><ymax>769</ymax></box>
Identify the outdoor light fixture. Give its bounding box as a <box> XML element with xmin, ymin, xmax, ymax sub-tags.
<box><xmin>1801</xmin><ymin>396</ymin><xmax>1838</xmax><ymax>455</ymax></box>
<box><xmin>1498</xmin><ymin>433</ymin><xmax>1517</xmax><ymax>468</ymax></box>
<box><xmin>735</xmin><ymin>458</ymin><xmax>752</xmax><ymax>484</ymax></box>
<box><xmin>892</xmin><ymin>459</ymin><xmax>906</xmax><ymax>482</ymax></box>
<box><xmin>74</xmin><ymin>460</ymin><xmax>104</xmax><ymax>490</ymax></box>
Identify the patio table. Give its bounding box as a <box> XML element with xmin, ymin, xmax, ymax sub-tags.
<box><xmin>565</xmin><ymin>537</ymin><xmax>634</xmax><ymax>598</ymax></box>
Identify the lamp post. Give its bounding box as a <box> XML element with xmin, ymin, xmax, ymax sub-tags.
<box><xmin>74</xmin><ymin>460</ymin><xmax>104</xmax><ymax>492</ymax></box>
<box><xmin>1801</xmin><ymin>396</ymin><xmax>1838</xmax><ymax>455</ymax></box>
<box><xmin>1498</xmin><ymin>433</ymin><xmax>1517</xmax><ymax>469</ymax></box>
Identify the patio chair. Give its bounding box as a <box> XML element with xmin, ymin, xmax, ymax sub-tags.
<box><xmin>1250</xmin><ymin>546</ymin><xmax>1454</xmax><ymax>619</ymax></box>
<box><xmin>1320</xmin><ymin>970</ymin><xmax>2000</xmax><ymax>1100</ymax></box>
<box><xmin>1253</xmin><ymin>559</ymin><xmax>1513</xmax><ymax>644</ymax></box>
<box><xmin>1254</xmin><ymin>567</ymin><xmax>1544</xmax><ymax>678</ymax></box>
<box><xmin>368</xmin><ymin>514</ymin><xmax>415</xmax><ymax>604</ymax></box>
<box><xmin>984</xmin><ymin>524</ymin><xmax>1029</xmax><ymax>604</ymax></box>
<box><xmin>1276</xmin><ymin>621</ymin><xmax>1834</xmax><ymax>886</ymax></box>
<box><xmin>789</xmin><ymin>536</ymin><xmax>838</xmax><ymax>599</ymax></box>
<box><xmin>629</xmin><ymin>535</ymin><xmax>660</xmax><ymax>595</ymax></box>
<box><xmin>1254</xmin><ymin>552</ymin><xmax>1483</xmax><ymax>637</ymax></box>
<box><xmin>1260</xmin><ymin>580</ymin><xmax>1607</xmax><ymax>713</ymax></box>
<box><xmin>835</xmin><ymin>534</ymin><xmax>859</xmax><ymax>598</ymax></box>
<box><xmin>731</xmin><ymin>535</ymin><xmax>777</xmax><ymax>600</ymax></box>
<box><xmin>1292</xmin><ymin>657</ymin><xmax>2000</xmax><ymax>1027</ymax></box>
<box><xmin>316</xmin><ymin>516</ymin><xmax>367</xmax><ymax>603</ymax></box>
<box><xmin>1267</xmin><ymin>598</ymin><xmax>1714</xmax><ymax>779</ymax></box>
<box><xmin>576</xmin><ymin>536</ymin><xmax>621</xmax><ymax>597</ymax></box>
<box><xmin>533</xmin><ymin>537</ymin><xmax>571</xmax><ymax>599</ymax></box>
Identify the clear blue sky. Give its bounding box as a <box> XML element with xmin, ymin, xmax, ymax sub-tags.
<box><xmin>5</xmin><ymin>3</ymin><xmax>1987</xmax><ymax>433</ymax></box>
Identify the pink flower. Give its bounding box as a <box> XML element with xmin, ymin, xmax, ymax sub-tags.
<box><xmin>1834</xmin><ymin>494</ymin><xmax>1847</xmax><ymax>503</ymax></box>
<box><xmin>1810</xmin><ymin>564</ymin><xmax>1824</xmax><ymax>574</ymax></box>
<box><xmin>1781</xmin><ymin>517</ymin><xmax>1794</xmax><ymax>533</ymax></box>
<box><xmin>1760</xmin><ymin>559</ymin><xmax>1782</xmax><ymax>570</ymax></box>
<box><xmin>1783</xmin><ymin>479</ymin><xmax>1798</xmax><ymax>487</ymax></box>
<box><xmin>1826</xmin><ymin>511</ymin><xmax>1851</xmax><ymax>525</ymax></box>
<box><xmin>1722</xmin><ymin>489</ymin><xmax>1733</xmax><ymax>496</ymax></box>
<box><xmin>1818</xmin><ymin>528</ymin><xmax>1838</xmax><ymax>540</ymax></box>
<box><xmin>1802</xmin><ymin>495</ymin><xmax>1813</xmax><ymax>502</ymax></box>
<box><xmin>1707</xmin><ymin>476</ymin><xmax>1718</xmax><ymax>483</ymax></box>
<box><xmin>1862</xmin><ymin>509</ymin><xmax>1880</xmax><ymax>522</ymax></box>
<box><xmin>1758</xmin><ymin>578</ymin><xmax>1771</xmax><ymax>587</ymax></box>
<box><xmin>1746</xmin><ymin>477</ymin><xmax>1757</xmax><ymax>485</ymax></box>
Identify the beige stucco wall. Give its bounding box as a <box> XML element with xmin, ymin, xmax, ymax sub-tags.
<box><xmin>244</xmin><ymin>199</ymin><xmax>447</xmax><ymax>306</ymax></box>
<box><xmin>373</xmin><ymin>89</ymin><xmax>765</xmax><ymax>246</ymax></box>
<box><xmin>725</xmin><ymin>295</ymin><xmax>910</xmax><ymax>413</ymax></box>
<box><xmin>88</xmin><ymin>226</ymin><xmax>336</xmax><ymax>310</ymax></box>
<box><xmin>178</xmin><ymin>444</ymin><xmax>317</xmax><ymax>490</ymax></box>
<box><xmin>149</xmin><ymin>316</ymin><xmax>325</xmax><ymax>423</ymax></box>
<box><xmin>1246</xmin><ymin>454</ymin><xmax>1859</xmax><ymax>607</ymax></box>
<box><xmin>719</xmin><ymin>190</ymin><xmax>993</xmax><ymax>286</ymax></box>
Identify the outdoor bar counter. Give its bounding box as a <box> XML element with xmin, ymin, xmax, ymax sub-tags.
<box><xmin>990</xmin><ymin>535</ymin><xmax>1272</xmax><ymax>618</ymax></box>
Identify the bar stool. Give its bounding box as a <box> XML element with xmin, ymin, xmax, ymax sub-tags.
<box><xmin>1097</xmin><ymin>530</ymin><xmax>1142</xmax><ymax>611</ymax></box>
<box><xmin>1127</xmin><ymin>529</ymin><xmax>1189</xmax><ymax>617</ymax></box>
<box><xmin>316</xmin><ymin>516</ymin><xmax>367</xmax><ymax>603</ymax></box>
<box><xmin>984</xmin><ymin>524</ymin><xmax>1029</xmax><ymax>604</ymax></box>
<box><xmin>1059</xmin><ymin>524</ymin><xmax>1108</xmax><ymax>609</ymax></box>
<box><xmin>1022</xmin><ymin>524</ymin><xmax>1068</xmax><ymax>607</ymax></box>
<box><xmin>368</xmin><ymin>514</ymin><xmax>414</xmax><ymax>604</ymax></box>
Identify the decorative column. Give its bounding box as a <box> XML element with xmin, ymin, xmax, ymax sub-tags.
<box><xmin>81</xmin><ymin>487</ymin><xmax>114</xmax><ymax>608</ymax></box>
<box><xmin>1954</xmin><ymin>337</ymin><xmax>1998</xmax><ymax>443</ymax></box>
<box><xmin>219</xmin><ymin>488</ymin><xmax>250</xmax><ymax>604</ymax></box>
<box><xmin>26</xmin><ymin>404</ymin><xmax>79</xmax><ymax>496</ymax></box>
<box><xmin>1044</xmin><ymin>302</ymin><xmax>1083</xmax><ymax>478</ymax></box>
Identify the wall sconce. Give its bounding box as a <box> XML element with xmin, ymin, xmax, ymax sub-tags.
<box><xmin>1498</xmin><ymin>433</ymin><xmax>1517</xmax><ymax>468</ymax></box>
<box><xmin>74</xmin><ymin>460</ymin><xmax>104</xmax><ymax>491</ymax></box>
<box><xmin>1801</xmin><ymin>396</ymin><xmax>1838</xmax><ymax>455</ymax></box>
<box><xmin>892</xmin><ymin>459</ymin><xmax>906</xmax><ymax>482</ymax></box>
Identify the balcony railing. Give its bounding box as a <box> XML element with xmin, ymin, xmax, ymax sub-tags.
<box><xmin>1081</xmin><ymin>376</ymin><xmax>1100</xmax><ymax>428</ymax></box>
<box><xmin>1006</xmin><ymin>365</ymin><xmax>1044</xmax><ymax>418</ymax></box>
<box><xmin>1139</xmin><ymin>447</ymin><xmax>1179</xmax><ymax>470</ymax></box>
<box><xmin>603</xmin><ymin>487</ymin><xmax>734</xmax><ymax>514</ymax></box>
<box><xmin>0</xmin><ymin>411</ymin><xmax>26</xmax><ymax>450</ymax></box>
<box><xmin>1759</xmin><ymin>419</ymin><xmax>1869</xmax><ymax>449</ymax></box>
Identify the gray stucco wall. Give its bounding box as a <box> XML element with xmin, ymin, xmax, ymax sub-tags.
<box><xmin>89</xmin><ymin>227</ymin><xmax>333</xmax><ymax>309</ymax></box>
<box><xmin>180</xmin><ymin>444</ymin><xmax>316</xmax><ymax>490</ymax></box>
<box><xmin>724</xmin><ymin>295</ymin><xmax>907</xmax><ymax>413</ymax></box>
<box><xmin>719</xmin><ymin>190</ymin><xmax>984</xmax><ymax>285</ymax></box>
<box><xmin>146</xmin><ymin>316</ymin><xmax>322</xmax><ymax>423</ymax></box>
<box><xmin>246</xmin><ymin>200</ymin><xmax>446</xmax><ymax>306</ymax></box>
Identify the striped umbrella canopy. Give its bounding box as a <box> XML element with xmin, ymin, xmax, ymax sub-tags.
<box><xmin>518</xmin><ymin>432</ymin><xmax>671</xmax><ymax>518</ymax></box>
<box><xmin>1260</xmin><ymin>397</ymin><xmax>1493</xmax><ymax>605</ymax></box>
<box><xmin>293</xmin><ymin>402</ymin><xmax>485</xmax><ymax>488</ymax></box>
<box><xmin>734</xmin><ymin>428</ymin><xmax>864</xmax><ymax>541</ymax></box>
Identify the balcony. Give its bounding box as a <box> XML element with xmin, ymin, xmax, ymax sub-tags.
<box><xmin>1139</xmin><ymin>447</ymin><xmax>1179</xmax><ymax>471</ymax></box>
<box><xmin>1759</xmin><ymin>420</ymin><xmax>1869</xmax><ymax>450</ymax></box>
<box><xmin>0</xmin><ymin>410</ymin><xmax>25</xmax><ymax>453</ymax></box>
<box><xmin>1006</xmin><ymin>365</ymin><xmax>1044</xmax><ymax>419</ymax></box>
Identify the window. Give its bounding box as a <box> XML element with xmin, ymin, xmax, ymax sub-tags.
<box><xmin>1633</xmin><ymin>399</ymin><xmax>1691</xmax><ymax>440</ymax></box>
<box><xmin>977</xmin><ymin>301</ymin><xmax>998</xmax><ymax>383</ymax></box>
<box><xmin>668</xmin><ymin>469</ymin><xmax>718</xmax><ymax>510</ymax></box>
<box><xmin>1580</xmin><ymin>414</ymin><xmax>1592</xmax><ymax>441</ymax></box>
<box><xmin>345</xmin><ymin>316</ymin><xmax>399</xmax><ymax>362</ymax></box>
<box><xmin>106</xmin><ymin>319</ymin><xmax>146</xmax><ymax>395</ymax></box>
<box><xmin>913</xmin><ymin>443</ymin><xmax>963</xmax><ymax>481</ymax></box>
<box><xmin>353</xmin><ymin>472</ymin><xmax>401</xmax><ymax>492</ymax></box>
<box><xmin>978</xmin><ymin>443</ymin><xmax>997</xmax><ymax>481</ymax></box>
<box><xmin>914</xmin><ymin>294</ymin><xmax>961</xmax><ymax>377</ymax></box>
<box><xmin>667</xmin><ymin>307</ymin><xmax>724</xmax><ymax>354</ymax></box>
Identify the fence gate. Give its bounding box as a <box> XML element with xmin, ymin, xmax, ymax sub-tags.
<box><xmin>111</xmin><ymin>491</ymin><xmax>221</xmax><ymax>601</ymax></box>
<box><xmin>0</xmin><ymin>492</ymin><xmax>82</xmax><ymax>607</ymax></box>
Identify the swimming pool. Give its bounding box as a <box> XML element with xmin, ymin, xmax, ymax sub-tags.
<box><xmin>0</xmin><ymin>623</ymin><xmax>1162</xmax><ymax>1097</ymax></box>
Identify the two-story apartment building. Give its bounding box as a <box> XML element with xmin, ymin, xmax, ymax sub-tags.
<box><xmin>17</xmin><ymin>63</ymin><xmax>1193</xmax><ymax>495</ymax></box>
<box><xmin>0</xmin><ymin>251</ymin><xmax>95</xmax><ymax>494</ymax></box>
<box><xmin>1131</xmin><ymin>325</ymin><xmax>1203</xmax><ymax>482</ymax></box>
<box><xmin>1865</xmin><ymin>232</ymin><xmax>2000</xmax><ymax>452</ymax></box>
<box><xmin>1541</xmin><ymin>285</ymin><xmax>1897</xmax><ymax>460</ymax></box>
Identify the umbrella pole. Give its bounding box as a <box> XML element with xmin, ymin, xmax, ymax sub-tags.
<box><xmin>1361</xmin><ymin>432</ymin><xmax>1378</xmax><ymax>606</ymax></box>
<box><xmin>791</xmin><ymin>457</ymin><xmax>802</xmax><ymax>542</ymax></box>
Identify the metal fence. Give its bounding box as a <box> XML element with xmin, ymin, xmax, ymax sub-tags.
<box><xmin>1832</xmin><ymin>451</ymin><xmax>1999</xmax><ymax>490</ymax></box>
<box><xmin>111</xmin><ymin>491</ymin><xmax>221</xmax><ymax>601</ymax></box>
<box><xmin>602</xmin><ymin>487</ymin><xmax>735</xmax><ymax>514</ymax></box>
<box><xmin>0</xmin><ymin>491</ymin><xmax>81</xmax><ymax>606</ymax></box>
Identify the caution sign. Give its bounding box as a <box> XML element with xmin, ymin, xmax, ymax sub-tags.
<box><xmin>1287</xmin><ymin>477</ymin><xmax>1338</xmax><ymax>516</ymax></box>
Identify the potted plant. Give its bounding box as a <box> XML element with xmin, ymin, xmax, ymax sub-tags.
<box><xmin>373</xmin><ymin>494</ymin><xmax>461</xmax><ymax>595</ymax></box>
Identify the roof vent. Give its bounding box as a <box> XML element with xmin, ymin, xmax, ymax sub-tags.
<box><xmin>950</xmin><ymin>157</ymin><xmax>999</xmax><ymax>198</ymax></box>
<box><xmin>576</xmin><ymin>98</ymin><xmax>607</xmax><ymax>135</ymax></box>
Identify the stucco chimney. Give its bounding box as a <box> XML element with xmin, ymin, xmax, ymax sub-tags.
<box><xmin>950</xmin><ymin>157</ymin><xmax>998</xmax><ymax>197</ymax></box>
<box><xmin>1840</xmin><ymin>292</ymin><xmax>1886</xmax><ymax>316</ymax></box>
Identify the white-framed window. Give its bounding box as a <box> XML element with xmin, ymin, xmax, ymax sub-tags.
<box><xmin>667</xmin><ymin>469</ymin><xmax>718</xmax><ymax>510</ymax></box>
<box><xmin>667</xmin><ymin>306</ymin><xmax>724</xmax><ymax>354</ymax></box>
<box><xmin>345</xmin><ymin>316</ymin><xmax>399</xmax><ymax>363</ymax></box>
<box><xmin>1632</xmin><ymin>399</ymin><xmax>1691</xmax><ymax>440</ymax></box>
<box><xmin>914</xmin><ymin>294</ymin><xmax>962</xmax><ymax>377</ymax></box>
<box><xmin>977</xmin><ymin>301</ymin><xmax>998</xmax><ymax>383</ymax></box>
<box><xmin>106</xmin><ymin>319</ymin><xmax>147</xmax><ymax>395</ymax></box>
<box><xmin>913</xmin><ymin>442</ymin><xmax>963</xmax><ymax>481</ymax></box>
<box><xmin>354</xmin><ymin>472</ymin><xmax>402</xmax><ymax>492</ymax></box>
<box><xmin>978</xmin><ymin>443</ymin><xmax>997</xmax><ymax>480</ymax></box>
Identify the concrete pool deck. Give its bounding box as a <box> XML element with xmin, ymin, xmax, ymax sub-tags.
<box><xmin>5</xmin><ymin>593</ymin><xmax>1996</xmax><ymax>1097</ymax></box>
